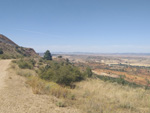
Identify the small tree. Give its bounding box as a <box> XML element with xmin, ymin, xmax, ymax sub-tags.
<box><xmin>0</xmin><ymin>48</ymin><xmax>3</xmax><ymax>54</ymax></box>
<box><xmin>86</xmin><ymin>67</ymin><xmax>92</xmax><ymax>77</ymax></box>
<box><xmin>44</xmin><ymin>50</ymin><xmax>52</xmax><ymax>60</ymax></box>
<box><xmin>58</xmin><ymin>55</ymin><xmax>62</xmax><ymax>58</ymax></box>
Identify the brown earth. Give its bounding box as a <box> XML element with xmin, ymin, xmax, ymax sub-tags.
<box><xmin>93</xmin><ymin>69</ymin><xmax>150</xmax><ymax>86</ymax></box>
<box><xmin>0</xmin><ymin>60</ymin><xmax>80</xmax><ymax>113</ymax></box>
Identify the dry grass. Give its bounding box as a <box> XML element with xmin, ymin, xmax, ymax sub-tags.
<box><xmin>11</xmin><ymin>61</ymin><xmax>72</xmax><ymax>99</ymax></box>
<box><xmin>0</xmin><ymin>60</ymin><xmax>81</xmax><ymax>113</ymax></box>
<box><xmin>11</xmin><ymin>61</ymin><xmax>150</xmax><ymax>112</ymax></box>
<box><xmin>26</xmin><ymin>76</ymin><xmax>71</xmax><ymax>98</ymax></box>
<box><xmin>10</xmin><ymin>62</ymin><xmax>36</xmax><ymax>77</ymax></box>
<box><xmin>71</xmin><ymin>78</ymin><xmax>150</xmax><ymax>113</ymax></box>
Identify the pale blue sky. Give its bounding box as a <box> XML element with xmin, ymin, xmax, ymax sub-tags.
<box><xmin>0</xmin><ymin>0</ymin><xmax>150</xmax><ymax>53</ymax></box>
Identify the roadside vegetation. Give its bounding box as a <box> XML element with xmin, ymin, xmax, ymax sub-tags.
<box><xmin>0</xmin><ymin>48</ymin><xmax>16</xmax><ymax>59</ymax></box>
<box><xmin>14</xmin><ymin>58</ymin><xmax>36</xmax><ymax>69</ymax></box>
<box><xmin>11</xmin><ymin>50</ymin><xmax>92</xmax><ymax>101</ymax></box>
<box><xmin>10</xmin><ymin>50</ymin><xmax>150</xmax><ymax>113</ymax></box>
<box><xmin>38</xmin><ymin>61</ymin><xmax>86</xmax><ymax>86</ymax></box>
<box><xmin>71</xmin><ymin>78</ymin><xmax>150</xmax><ymax>113</ymax></box>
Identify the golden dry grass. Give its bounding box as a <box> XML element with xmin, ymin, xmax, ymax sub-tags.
<box><xmin>0</xmin><ymin>60</ymin><xmax>81</xmax><ymax>113</ymax></box>
<box><xmin>70</xmin><ymin>78</ymin><xmax>150</xmax><ymax>113</ymax></box>
<box><xmin>11</xmin><ymin>61</ymin><xmax>150</xmax><ymax>113</ymax></box>
<box><xmin>12</xmin><ymin>62</ymin><xmax>72</xmax><ymax>99</ymax></box>
<box><xmin>27</xmin><ymin>76</ymin><xmax>71</xmax><ymax>98</ymax></box>
<box><xmin>10</xmin><ymin>62</ymin><xmax>36</xmax><ymax>77</ymax></box>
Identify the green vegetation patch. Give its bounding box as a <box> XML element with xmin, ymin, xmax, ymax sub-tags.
<box><xmin>16</xmin><ymin>59</ymin><xmax>36</xmax><ymax>69</ymax></box>
<box><xmin>0</xmin><ymin>48</ymin><xmax>3</xmax><ymax>54</ymax></box>
<box><xmin>39</xmin><ymin>61</ymin><xmax>87</xmax><ymax>86</ymax></box>
<box><xmin>95</xmin><ymin>74</ymin><xmax>143</xmax><ymax>88</ymax></box>
<box><xmin>43</xmin><ymin>50</ymin><xmax>52</xmax><ymax>60</ymax></box>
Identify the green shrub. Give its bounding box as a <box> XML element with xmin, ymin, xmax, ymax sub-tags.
<box><xmin>39</xmin><ymin>61</ymin><xmax>86</xmax><ymax>86</ymax></box>
<box><xmin>15</xmin><ymin>46</ymin><xmax>27</xmax><ymax>57</ymax></box>
<box><xmin>58</xmin><ymin>56</ymin><xmax>62</xmax><ymax>58</ymax></box>
<box><xmin>56</xmin><ymin>101</ymin><xmax>66</xmax><ymax>107</ymax></box>
<box><xmin>96</xmin><ymin>74</ymin><xmax>142</xmax><ymax>88</ymax></box>
<box><xmin>0</xmin><ymin>48</ymin><xmax>3</xmax><ymax>54</ymax></box>
<box><xmin>29</xmin><ymin>59</ymin><xmax>36</xmax><ymax>66</ymax></box>
<box><xmin>18</xmin><ymin>61</ymin><xmax>33</xmax><ymax>69</ymax></box>
<box><xmin>0</xmin><ymin>54</ymin><xmax>13</xmax><ymax>59</ymax></box>
<box><xmin>16</xmin><ymin>59</ymin><xmax>36</xmax><ymax>69</ymax></box>
<box><xmin>86</xmin><ymin>67</ymin><xmax>93</xmax><ymax>77</ymax></box>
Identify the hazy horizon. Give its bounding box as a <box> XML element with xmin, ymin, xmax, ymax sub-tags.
<box><xmin>1</xmin><ymin>0</ymin><xmax>150</xmax><ymax>53</ymax></box>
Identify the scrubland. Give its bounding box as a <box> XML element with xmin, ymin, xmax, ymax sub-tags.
<box><xmin>11</xmin><ymin>58</ymin><xmax>150</xmax><ymax>113</ymax></box>
<box><xmin>72</xmin><ymin>79</ymin><xmax>150</xmax><ymax>113</ymax></box>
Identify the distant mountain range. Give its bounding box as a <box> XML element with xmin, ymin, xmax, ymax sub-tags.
<box><xmin>0</xmin><ymin>34</ymin><xmax>38</xmax><ymax>58</ymax></box>
<box><xmin>38</xmin><ymin>52</ymin><xmax>150</xmax><ymax>56</ymax></box>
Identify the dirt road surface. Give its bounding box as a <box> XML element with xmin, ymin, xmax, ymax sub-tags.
<box><xmin>0</xmin><ymin>60</ymin><xmax>80</xmax><ymax>113</ymax></box>
<box><xmin>0</xmin><ymin>60</ymin><xmax>11</xmax><ymax>90</ymax></box>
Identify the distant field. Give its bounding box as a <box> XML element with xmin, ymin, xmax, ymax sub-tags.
<box><xmin>56</xmin><ymin>53</ymin><xmax>150</xmax><ymax>86</ymax></box>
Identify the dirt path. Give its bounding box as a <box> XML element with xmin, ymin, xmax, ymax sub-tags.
<box><xmin>0</xmin><ymin>60</ymin><xmax>11</xmax><ymax>90</ymax></box>
<box><xmin>0</xmin><ymin>60</ymin><xmax>80</xmax><ymax>113</ymax></box>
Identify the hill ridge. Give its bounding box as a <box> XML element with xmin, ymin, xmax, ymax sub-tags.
<box><xmin>0</xmin><ymin>34</ymin><xmax>38</xmax><ymax>58</ymax></box>
<box><xmin>0</xmin><ymin>34</ymin><xmax>18</xmax><ymax>47</ymax></box>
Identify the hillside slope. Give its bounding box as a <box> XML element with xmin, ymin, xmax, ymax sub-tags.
<box><xmin>0</xmin><ymin>34</ymin><xmax>38</xmax><ymax>58</ymax></box>
<box><xmin>0</xmin><ymin>60</ymin><xmax>80</xmax><ymax>113</ymax></box>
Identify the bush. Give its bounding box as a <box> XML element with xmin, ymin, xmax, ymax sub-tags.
<box><xmin>86</xmin><ymin>67</ymin><xmax>93</xmax><ymax>77</ymax></box>
<box><xmin>16</xmin><ymin>59</ymin><xmax>36</xmax><ymax>69</ymax></box>
<box><xmin>39</xmin><ymin>61</ymin><xmax>86</xmax><ymax>86</ymax></box>
<box><xmin>96</xmin><ymin>74</ymin><xmax>142</xmax><ymax>88</ymax></box>
<box><xmin>0</xmin><ymin>48</ymin><xmax>3</xmax><ymax>54</ymax></box>
<box><xmin>29</xmin><ymin>59</ymin><xmax>36</xmax><ymax>66</ymax></box>
<box><xmin>0</xmin><ymin>54</ymin><xmax>14</xmax><ymax>59</ymax></box>
<box><xmin>18</xmin><ymin>61</ymin><xmax>33</xmax><ymax>69</ymax></box>
<box><xmin>58</xmin><ymin>56</ymin><xmax>62</xmax><ymax>58</ymax></box>
<box><xmin>15</xmin><ymin>46</ymin><xmax>27</xmax><ymax>57</ymax></box>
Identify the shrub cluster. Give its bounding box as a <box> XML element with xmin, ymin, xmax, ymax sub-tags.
<box><xmin>15</xmin><ymin>46</ymin><xmax>27</xmax><ymax>57</ymax></box>
<box><xmin>0</xmin><ymin>54</ymin><xmax>16</xmax><ymax>59</ymax></box>
<box><xmin>96</xmin><ymin>74</ymin><xmax>142</xmax><ymax>88</ymax></box>
<box><xmin>39</xmin><ymin>61</ymin><xmax>87</xmax><ymax>86</ymax></box>
<box><xmin>16</xmin><ymin>59</ymin><xmax>36</xmax><ymax>69</ymax></box>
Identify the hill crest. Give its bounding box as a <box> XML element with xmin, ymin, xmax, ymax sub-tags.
<box><xmin>0</xmin><ymin>34</ymin><xmax>38</xmax><ymax>58</ymax></box>
<box><xmin>0</xmin><ymin>34</ymin><xmax>18</xmax><ymax>47</ymax></box>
